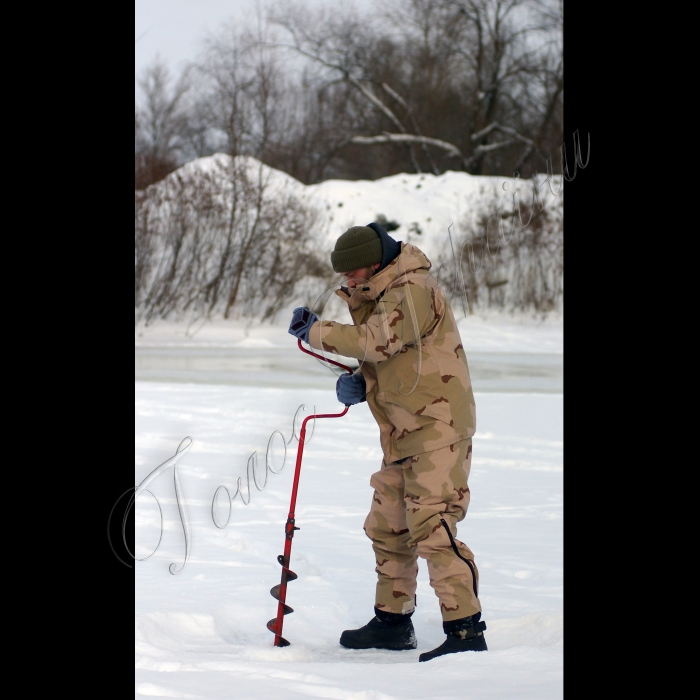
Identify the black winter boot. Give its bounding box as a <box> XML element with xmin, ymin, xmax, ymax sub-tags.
<box><xmin>339</xmin><ymin>607</ymin><xmax>416</xmax><ymax>650</ymax></box>
<box><xmin>418</xmin><ymin>612</ymin><xmax>487</xmax><ymax>662</ymax></box>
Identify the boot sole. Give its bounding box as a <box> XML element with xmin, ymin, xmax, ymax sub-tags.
<box><xmin>339</xmin><ymin>638</ymin><xmax>416</xmax><ymax>650</ymax></box>
<box><xmin>340</xmin><ymin>643</ymin><xmax>417</xmax><ymax>650</ymax></box>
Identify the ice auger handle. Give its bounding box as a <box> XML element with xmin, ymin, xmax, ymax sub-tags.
<box><xmin>296</xmin><ymin>338</ymin><xmax>354</xmax><ymax>375</ymax></box>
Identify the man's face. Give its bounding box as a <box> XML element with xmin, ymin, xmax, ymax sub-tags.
<box><xmin>342</xmin><ymin>263</ymin><xmax>381</xmax><ymax>288</ymax></box>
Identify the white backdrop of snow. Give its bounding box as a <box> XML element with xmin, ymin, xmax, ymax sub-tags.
<box><xmin>135</xmin><ymin>156</ymin><xmax>563</xmax><ymax>698</ymax></box>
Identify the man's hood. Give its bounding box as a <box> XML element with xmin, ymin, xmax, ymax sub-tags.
<box><xmin>366</xmin><ymin>222</ymin><xmax>402</xmax><ymax>272</ymax></box>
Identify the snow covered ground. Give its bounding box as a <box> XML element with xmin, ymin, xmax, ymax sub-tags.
<box><xmin>135</xmin><ymin>362</ymin><xmax>562</xmax><ymax>697</ymax></box>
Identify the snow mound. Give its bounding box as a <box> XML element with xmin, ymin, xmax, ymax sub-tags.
<box><xmin>158</xmin><ymin>154</ymin><xmax>561</xmax><ymax>264</ymax></box>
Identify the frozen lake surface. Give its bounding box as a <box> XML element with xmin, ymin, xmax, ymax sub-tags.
<box><xmin>135</xmin><ymin>345</ymin><xmax>562</xmax><ymax>393</ymax></box>
<box><xmin>135</xmin><ymin>381</ymin><xmax>562</xmax><ymax>699</ymax></box>
<box><xmin>135</xmin><ymin>315</ymin><xmax>563</xmax><ymax>393</ymax></box>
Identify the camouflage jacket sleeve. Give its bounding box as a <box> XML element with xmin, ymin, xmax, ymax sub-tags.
<box><xmin>308</xmin><ymin>281</ymin><xmax>435</xmax><ymax>363</ymax></box>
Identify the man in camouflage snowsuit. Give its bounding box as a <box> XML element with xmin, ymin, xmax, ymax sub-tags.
<box><xmin>288</xmin><ymin>223</ymin><xmax>487</xmax><ymax>661</ymax></box>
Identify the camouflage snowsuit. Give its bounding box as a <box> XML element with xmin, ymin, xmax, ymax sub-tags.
<box><xmin>308</xmin><ymin>243</ymin><xmax>481</xmax><ymax>621</ymax></box>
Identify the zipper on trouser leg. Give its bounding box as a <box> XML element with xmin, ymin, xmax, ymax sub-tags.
<box><xmin>439</xmin><ymin>518</ymin><xmax>478</xmax><ymax>598</ymax></box>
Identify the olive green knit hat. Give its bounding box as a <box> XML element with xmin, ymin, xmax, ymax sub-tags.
<box><xmin>330</xmin><ymin>226</ymin><xmax>383</xmax><ymax>273</ymax></box>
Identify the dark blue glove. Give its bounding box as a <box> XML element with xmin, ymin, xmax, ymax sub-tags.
<box><xmin>288</xmin><ymin>307</ymin><xmax>318</xmax><ymax>343</ymax></box>
<box><xmin>336</xmin><ymin>372</ymin><xmax>366</xmax><ymax>405</ymax></box>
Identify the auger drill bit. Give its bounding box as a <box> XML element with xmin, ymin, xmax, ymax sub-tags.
<box><xmin>267</xmin><ymin>339</ymin><xmax>353</xmax><ymax>647</ymax></box>
<box><xmin>267</xmin><ymin>553</ymin><xmax>298</xmax><ymax>646</ymax></box>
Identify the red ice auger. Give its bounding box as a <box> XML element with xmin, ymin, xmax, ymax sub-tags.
<box><xmin>267</xmin><ymin>338</ymin><xmax>354</xmax><ymax>647</ymax></box>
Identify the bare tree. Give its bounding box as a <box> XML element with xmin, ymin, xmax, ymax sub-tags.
<box><xmin>269</xmin><ymin>4</ymin><xmax>429</xmax><ymax>173</ymax></box>
<box><xmin>268</xmin><ymin>0</ymin><xmax>561</xmax><ymax>178</ymax></box>
<box><xmin>135</xmin><ymin>59</ymin><xmax>192</xmax><ymax>189</ymax></box>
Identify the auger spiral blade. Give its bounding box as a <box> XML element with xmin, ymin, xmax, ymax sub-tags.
<box><xmin>267</xmin><ymin>553</ymin><xmax>298</xmax><ymax>646</ymax></box>
<box><xmin>275</xmin><ymin>555</ymin><xmax>298</xmax><ymax>582</ymax></box>
<box><xmin>269</xmin><ymin>586</ymin><xmax>294</xmax><ymax>614</ymax></box>
<box><xmin>266</xmin><ymin>618</ymin><xmax>290</xmax><ymax>646</ymax></box>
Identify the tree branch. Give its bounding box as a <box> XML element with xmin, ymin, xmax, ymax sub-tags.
<box><xmin>351</xmin><ymin>126</ymin><xmax>540</xmax><ymax>173</ymax></box>
<box><xmin>380</xmin><ymin>82</ymin><xmax>440</xmax><ymax>175</ymax></box>
<box><xmin>351</xmin><ymin>133</ymin><xmax>471</xmax><ymax>170</ymax></box>
<box><xmin>471</xmin><ymin>121</ymin><xmax>543</xmax><ymax>171</ymax></box>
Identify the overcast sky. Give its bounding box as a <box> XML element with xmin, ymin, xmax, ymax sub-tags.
<box><xmin>135</xmin><ymin>0</ymin><xmax>375</xmax><ymax>79</ymax></box>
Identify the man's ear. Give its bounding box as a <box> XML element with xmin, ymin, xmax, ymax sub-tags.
<box><xmin>372</xmin><ymin>263</ymin><xmax>381</xmax><ymax>271</ymax></box>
